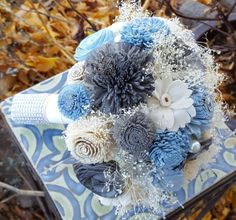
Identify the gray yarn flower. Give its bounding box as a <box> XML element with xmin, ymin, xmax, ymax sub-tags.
<box><xmin>85</xmin><ymin>42</ymin><xmax>155</xmax><ymax>114</ymax></box>
<box><xmin>113</xmin><ymin>112</ymin><xmax>156</xmax><ymax>158</ymax></box>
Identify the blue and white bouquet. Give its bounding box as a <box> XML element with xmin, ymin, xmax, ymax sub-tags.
<box><xmin>10</xmin><ymin>2</ymin><xmax>226</xmax><ymax>218</ymax></box>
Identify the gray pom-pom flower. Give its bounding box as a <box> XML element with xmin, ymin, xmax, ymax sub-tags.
<box><xmin>113</xmin><ymin>112</ymin><xmax>156</xmax><ymax>158</ymax></box>
<box><xmin>85</xmin><ymin>42</ymin><xmax>155</xmax><ymax>114</ymax></box>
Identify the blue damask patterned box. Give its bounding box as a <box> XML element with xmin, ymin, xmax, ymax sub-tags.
<box><xmin>1</xmin><ymin>71</ymin><xmax>236</xmax><ymax>220</ymax></box>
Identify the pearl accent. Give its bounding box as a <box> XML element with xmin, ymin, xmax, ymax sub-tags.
<box><xmin>189</xmin><ymin>140</ymin><xmax>201</xmax><ymax>153</ymax></box>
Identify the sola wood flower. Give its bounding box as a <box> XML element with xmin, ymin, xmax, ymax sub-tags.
<box><xmin>149</xmin><ymin>129</ymin><xmax>191</xmax><ymax>170</ymax></box>
<box><xmin>74</xmin><ymin>22</ymin><xmax>125</xmax><ymax>62</ymax></box>
<box><xmin>67</xmin><ymin>61</ymin><xmax>85</xmax><ymax>84</ymax></box>
<box><xmin>85</xmin><ymin>42</ymin><xmax>155</xmax><ymax>114</ymax></box>
<box><xmin>147</xmin><ymin>77</ymin><xmax>196</xmax><ymax>131</ymax></box>
<box><xmin>121</xmin><ymin>17</ymin><xmax>170</xmax><ymax>47</ymax></box>
<box><xmin>64</xmin><ymin>116</ymin><xmax>114</xmax><ymax>164</ymax></box>
<box><xmin>58</xmin><ymin>84</ymin><xmax>91</xmax><ymax>120</ymax></box>
<box><xmin>113</xmin><ymin>112</ymin><xmax>155</xmax><ymax>158</ymax></box>
<box><xmin>186</xmin><ymin>87</ymin><xmax>214</xmax><ymax>138</ymax></box>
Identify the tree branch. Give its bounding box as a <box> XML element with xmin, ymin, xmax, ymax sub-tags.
<box><xmin>19</xmin><ymin>7</ymin><xmax>70</xmax><ymax>24</ymax></box>
<box><xmin>163</xmin><ymin>0</ymin><xmax>222</xmax><ymax>21</ymax></box>
<box><xmin>15</xmin><ymin>168</ymin><xmax>51</xmax><ymax>220</ymax></box>
<box><xmin>0</xmin><ymin>194</ymin><xmax>18</xmax><ymax>203</ymax></box>
<box><xmin>142</xmin><ymin>0</ymin><xmax>151</xmax><ymax>11</ymax></box>
<box><xmin>0</xmin><ymin>181</ymin><xmax>45</xmax><ymax>197</ymax></box>
<box><xmin>66</xmin><ymin>0</ymin><xmax>97</xmax><ymax>31</ymax></box>
<box><xmin>215</xmin><ymin>2</ymin><xmax>234</xmax><ymax>34</ymax></box>
<box><xmin>226</xmin><ymin>2</ymin><xmax>236</xmax><ymax>18</ymax></box>
<box><xmin>199</xmin><ymin>21</ymin><xmax>231</xmax><ymax>37</ymax></box>
<box><xmin>27</xmin><ymin>0</ymin><xmax>76</xmax><ymax>64</ymax></box>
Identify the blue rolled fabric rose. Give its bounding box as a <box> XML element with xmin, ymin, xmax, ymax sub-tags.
<box><xmin>186</xmin><ymin>87</ymin><xmax>214</xmax><ymax>138</ymax></box>
<box><xmin>58</xmin><ymin>84</ymin><xmax>91</xmax><ymax>120</ymax></box>
<box><xmin>74</xmin><ymin>29</ymin><xmax>115</xmax><ymax>61</ymax></box>
<box><xmin>149</xmin><ymin>129</ymin><xmax>191</xmax><ymax>170</ymax></box>
<box><xmin>121</xmin><ymin>17</ymin><xmax>170</xmax><ymax>48</ymax></box>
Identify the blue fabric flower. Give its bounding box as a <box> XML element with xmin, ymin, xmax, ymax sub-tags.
<box><xmin>152</xmin><ymin>169</ymin><xmax>184</xmax><ymax>192</ymax></box>
<box><xmin>121</xmin><ymin>17</ymin><xmax>170</xmax><ymax>47</ymax></box>
<box><xmin>74</xmin><ymin>29</ymin><xmax>114</xmax><ymax>61</ymax></box>
<box><xmin>73</xmin><ymin>161</ymin><xmax>125</xmax><ymax>198</ymax></box>
<box><xmin>149</xmin><ymin>129</ymin><xmax>191</xmax><ymax>170</ymax></box>
<box><xmin>186</xmin><ymin>87</ymin><xmax>214</xmax><ymax>138</ymax></box>
<box><xmin>58</xmin><ymin>84</ymin><xmax>91</xmax><ymax>120</ymax></box>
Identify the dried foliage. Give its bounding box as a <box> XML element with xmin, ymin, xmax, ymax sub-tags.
<box><xmin>0</xmin><ymin>0</ymin><xmax>118</xmax><ymax>100</ymax></box>
<box><xmin>179</xmin><ymin>186</ymin><xmax>236</xmax><ymax>220</ymax></box>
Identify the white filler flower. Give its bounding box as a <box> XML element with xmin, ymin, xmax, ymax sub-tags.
<box><xmin>147</xmin><ymin>77</ymin><xmax>196</xmax><ymax>131</ymax></box>
<box><xmin>96</xmin><ymin>190</ymin><xmax>132</xmax><ymax>207</ymax></box>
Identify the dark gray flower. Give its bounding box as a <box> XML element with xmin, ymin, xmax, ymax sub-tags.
<box><xmin>113</xmin><ymin>112</ymin><xmax>156</xmax><ymax>158</ymax></box>
<box><xmin>73</xmin><ymin>161</ymin><xmax>125</xmax><ymax>198</ymax></box>
<box><xmin>85</xmin><ymin>42</ymin><xmax>155</xmax><ymax>114</ymax></box>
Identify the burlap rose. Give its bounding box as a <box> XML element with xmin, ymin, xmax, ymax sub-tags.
<box><xmin>65</xmin><ymin>116</ymin><xmax>114</xmax><ymax>164</ymax></box>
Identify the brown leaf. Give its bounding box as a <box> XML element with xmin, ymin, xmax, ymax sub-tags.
<box><xmin>197</xmin><ymin>0</ymin><xmax>213</xmax><ymax>5</ymax></box>
<box><xmin>17</xmin><ymin>71</ymin><xmax>31</xmax><ymax>86</ymax></box>
<box><xmin>0</xmin><ymin>75</ymin><xmax>16</xmax><ymax>98</ymax></box>
<box><xmin>232</xmin><ymin>192</ymin><xmax>236</xmax><ymax>210</ymax></box>
<box><xmin>26</xmin><ymin>56</ymin><xmax>60</xmax><ymax>72</ymax></box>
<box><xmin>201</xmin><ymin>212</ymin><xmax>212</xmax><ymax>220</ymax></box>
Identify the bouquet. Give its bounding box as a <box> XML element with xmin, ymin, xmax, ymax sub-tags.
<box><xmin>10</xmin><ymin>2</ymin><xmax>228</xmax><ymax>218</ymax></box>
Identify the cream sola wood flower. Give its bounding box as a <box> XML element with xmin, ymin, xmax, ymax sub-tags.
<box><xmin>67</xmin><ymin>61</ymin><xmax>85</xmax><ymax>84</ymax></box>
<box><xmin>64</xmin><ymin>116</ymin><xmax>115</xmax><ymax>164</ymax></box>
<box><xmin>147</xmin><ymin>76</ymin><xmax>196</xmax><ymax>131</ymax></box>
